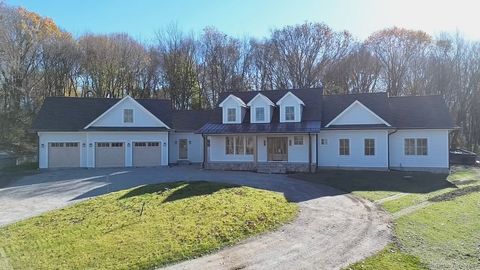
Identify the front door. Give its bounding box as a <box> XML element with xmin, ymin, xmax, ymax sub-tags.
<box><xmin>267</xmin><ymin>137</ymin><xmax>288</xmax><ymax>161</ymax></box>
<box><xmin>179</xmin><ymin>139</ymin><xmax>188</xmax><ymax>160</ymax></box>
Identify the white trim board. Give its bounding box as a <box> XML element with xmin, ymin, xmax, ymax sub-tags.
<box><xmin>325</xmin><ymin>100</ymin><xmax>391</xmax><ymax>127</ymax></box>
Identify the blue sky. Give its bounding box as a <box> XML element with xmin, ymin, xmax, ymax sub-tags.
<box><xmin>5</xmin><ymin>0</ymin><xmax>480</xmax><ymax>42</ymax></box>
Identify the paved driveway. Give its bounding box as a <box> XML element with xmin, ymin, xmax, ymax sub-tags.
<box><xmin>0</xmin><ymin>166</ymin><xmax>392</xmax><ymax>270</ymax></box>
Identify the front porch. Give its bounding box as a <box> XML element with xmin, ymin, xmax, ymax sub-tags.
<box><xmin>201</xmin><ymin>134</ymin><xmax>317</xmax><ymax>173</ymax></box>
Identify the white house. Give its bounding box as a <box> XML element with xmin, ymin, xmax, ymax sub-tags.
<box><xmin>33</xmin><ymin>88</ymin><xmax>455</xmax><ymax>173</ymax></box>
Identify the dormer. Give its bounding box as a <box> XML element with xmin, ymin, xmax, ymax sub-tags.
<box><xmin>247</xmin><ymin>93</ymin><xmax>275</xmax><ymax>123</ymax></box>
<box><xmin>276</xmin><ymin>92</ymin><xmax>305</xmax><ymax>123</ymax></box>
<box><xmin>219</xmin><ymin>94</ymin><xmax>246</xmax><ymax>124</ymax></box>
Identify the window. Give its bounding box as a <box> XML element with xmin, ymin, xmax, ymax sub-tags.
<box><xmin>227</xmin><ymin>108</ymin><xmax>236</xmax><ymax>122</ymax></box>
<box><xmin>50</xmin><ymin>142</ymin><xmax>64</xmax><ymax>147</ymax></box>
<box><xmin>285</xmin><ymin>106</ymin><xmax>295</xmax><ymax>121</ymax></box>
<box><xmin>404</xmin><ymin>138</ymin><xmax>416</xmax><ymax>155</ymax></box>
<box><xmin>364</xmin><ymin>139</ymin><xmax>375</xmax><ymax>156</ymax></box>
<box><xmin>134</xmin><ymin>142</ymin><xmax>146</xmax><ymax>147</ymax></box>
<box><xmin>246</xmin><ymin>137</ymin><xmax>255</xmax><ymax>154</ymax></box>
<box><xmin>294</xmin><ymin>136</ymin><xmax>304</xmax><ymax>145</ymax></box>
<box><xmin>255</xmin><ymin>107</ymin><xmax>265</xmax><ymax>122</ymax></box>
<box><xmin>225</xmin><ymin>136</ymin><xmax>234</xmax><ymax>154</ymax></box>
<box><xmin>148</xmin><ymin>142</ymin><xmax>159</xmax><ymax>147</ymax></box>
<box><xmin>404</xmin><ymin>138</ymin><xmax>428</xmax><ymax>155</ymax></box>
<box><xmin>416</xmin><ymin>138</ymin><xmax>428</xmax><ymax>155</ymax></box>
<box><xmin>65</xmin><ymin>142</ymin><xmax>78</xmax><ymax>147</ymax></box>
<box><xmin>339</xmin><ymin>139</ymin><xmax>350</xmax><ymax>155</ymax></box>
<box><xmin>225</xmin><ymin>136</ymin><xmax>254</xmax><ymax>155</ymax></box>
<box><xmin>97</xmin><ymin>142</ymin><xmax>109</xmax><ymax>147</ymax></box>
<box><xmin>111</xmin><ymin>142</ymin><xmax>123</xmax><ymax>147</ymax></box>
<box><xmin>320</xmin><ymin>138</ymin><xmax>328</xmax><ymax>145</ymax></box>
<box><xmin>123</xmin><ymin>109</ymin><xmax>133</xmax><ymax>123</ymax></box>
<box><xmin>235</xmin><ymin>136</ymin><xmax>245</xmax><ymax>155</ymax></box>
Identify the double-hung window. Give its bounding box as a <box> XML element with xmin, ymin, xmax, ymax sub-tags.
<box><xmin>285</xmin><ymin>106</ymin><xmax>295</xmax><ymax>121</ymax></box>
<box><xmin>227</xmin><ymin>108</ymin><xmax>236</xmax><ymax>122</ymax></box>
<box><xmin>339</xmin><ymin>139</ymin><xmax>350</xmax><ymax>155</ymax></box>
<box><xmin>255</xmin><ymin>107</ymin><xmax>265</xmax><ymax>122</ymax></box>
<box><xmin>225</xmin><ymin>136</ymin><xmax>254</xmax><ymax>155</ymax></box>
<box><xmin>404</xmin><ymin>138</ymin><xmax>428</xmax><ymax>155</ymax></box>
<box><xmin>364</xmin><ymin>139</ymin><xmax>375</xmax><ymax>156</ymax></box>
<box><xmin>123</xmin><ymin>109</ymin><xmax>133</xmax><ymax>123</ymax></box>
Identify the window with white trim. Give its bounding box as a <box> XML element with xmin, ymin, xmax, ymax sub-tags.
<box><xmin>255</xmin><ymin>107</ymin><xmax>265</xmax><ymax>122</ymax></box>
<box><xmin>339</xmin><ymin>139</ymin><xmax>350</xmax><ymax>155</ymax></box>
<box><xmin>285</xmin><ymin>106</ymin><xmax>295</xmax><ymax>121</ymax></box>
<box><xmin>320</xmin><ymin>138</ymin><xmax>328</xmax><ymax>145</ymax></box>
<box><xmin>364</xmin><ymin>138</ymin><xmax>375</xmax><ymax>156</ymax></box>
<box><xmin>225</xmin><ymin>136</ymin><xmax>254</xmax><ymax>155</ymax></box>
<box><xmin>404</xmin><ymin>138</ymin><xmax>428</xmax><ymax>155</ymax></box>
<box><xmin>123</xmin><ymin>109</ymin><xmax>133</xmax><ymax>123</ymax></box>
<box><xmin>227</xmin><ymin>108</ymin><xmax>236</xmax><ymax>122</ymax></box>
<box><xmin>226</xmin><ymin>137</ymin><xmax>234</xmax><ymax>154</ymax></box>
<box><xmin>293</xmin><ymin>136</ymin><xmax>304</xmax><ymax>145</ymax></box>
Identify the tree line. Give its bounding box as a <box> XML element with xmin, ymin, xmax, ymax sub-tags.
<box><xmin>0</xmin><ymin>3</ymin><xmax>479</xmax><ymax>153</ymax></box>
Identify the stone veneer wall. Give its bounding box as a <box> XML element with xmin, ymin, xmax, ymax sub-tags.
<box><xmin>204</xmin><ymin>162</ymin><xmax>315</xmax><ymax>173</ymax></box>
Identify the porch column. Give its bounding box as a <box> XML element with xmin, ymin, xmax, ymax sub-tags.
<box><xmin>254</xmin><ymin>135</ymin><xmax>258</xmax><ymax>167</ymax></box>
<box><xmin>202</xmin><ymin>134</ymin><xmax>207</xmax><ymax>169</ymax></box>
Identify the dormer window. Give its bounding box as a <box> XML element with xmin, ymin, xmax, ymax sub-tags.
<box><xmin>255</xmin><ymin>107</ymin><xmax>265</xmax><ymax>122</ymax></box>
<box><xmin>123</xmin><ymin>109</ymin><xmax>133</xmax><ymax>123</ymax></box>
<box><xmin>227</xmin><ymin>108</ymin><xmax>236</xmax><ymax>122</ymax></box>
<box><xmin>285</xmin><ymin>106</ymin><xmax>295</xmax><ymax>121</ymax></box>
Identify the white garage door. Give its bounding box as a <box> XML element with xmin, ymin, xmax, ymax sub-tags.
<box><xmin>95</xmin><ymin>142</ymin><xmax>125</xmax><ymax>168</ymax></box>
<box><xmin>133</xmin><ymin>142</ymin><xmax>161</xmax><ymax>167</ymax></box>
<box><xmin>48</xmin><ymin>142</ymin><xmax>80</xmax><ymax>168</ymax></box>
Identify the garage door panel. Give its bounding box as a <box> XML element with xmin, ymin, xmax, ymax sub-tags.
<box><xmin>95</xmin><ymin>142</ymin><xmax>125</xmax><ymax>168</ymax></box>
<box><xmin>133</xmin><ymin>142</ymin><xmax>161</xmax><ymax>167</ymax></box>
<box><xmin>48</xmin><ymin>142</ymin><xmax>80</xmax><ymax>168</ymax></box>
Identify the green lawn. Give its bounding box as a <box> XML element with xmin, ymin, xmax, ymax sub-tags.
<box><xmin>294</xmin><ymin>166</ymin><xmax>480</xmax><ymax>270</ymax></box>
<box><xmin>0</xmin><ymin>181</ymin><xmax>298</xmax><ymax>270</ymax></box>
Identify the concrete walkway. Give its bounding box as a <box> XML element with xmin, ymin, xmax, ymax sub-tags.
<box><xmin>0</xmin><ymin>165</ymin><xmax>392</xmax><ymax>270</ymax></box>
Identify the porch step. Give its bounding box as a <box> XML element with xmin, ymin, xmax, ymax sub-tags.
<box><xmin>256</xmin><ymin>163</ymin><xmax>287</xmax><ymax>174</ymax></box>
<box><xmin>177</xmin><ymin>160</ymin><xmax>191</xmax><ymax>165</ymax></box>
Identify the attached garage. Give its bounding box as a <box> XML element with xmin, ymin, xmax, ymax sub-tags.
<box><xmin>95</xmin><ymin>142</ymin><xmax>125</xmax><ymax>168</ymax></box>
<box><xmin>133</xmin><ymin>142</ymin><xmax>161</xmax><ymax>167</ymax></box>
<box><xmin>48</xmin><ymin>142</ymin><xmax>80</xmax><ymax>168</ymax></box>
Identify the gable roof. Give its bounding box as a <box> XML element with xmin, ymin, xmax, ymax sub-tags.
<box><xmin>275</xmin><ymin>91</ymin><xmax>305</xmax><ymax>106</ymax></box>
<box><xmin>246</xmin><ymin>93</ymin><xmax>275</xmax><ymax>106</ymax></box>
<box><xmin>32</xmin><ymin>97</ymin><xmax>173</xmax><ymax>132</ymax></box>
<box><xmin>218</xmin><ymin>94</ymin><xmax>246</xmax><ymax>107</ymax></box>
<box><xmin>84</xmin><ymin>96</ymin><xmax>170</xmax><ymax>129</ymax></box>
<box><xmin>325</xmin><ymin>100</ymin><xmax>391</xmax><ymax>127</ymax></box>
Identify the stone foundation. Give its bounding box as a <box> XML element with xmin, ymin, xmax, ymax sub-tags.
<box><xmin>204</xmin><ymin>162</ymin><xmax>315</xmax><ymax>174</ymax></box>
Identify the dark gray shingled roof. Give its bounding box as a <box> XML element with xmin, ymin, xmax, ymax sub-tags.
<box><xmin>32</xmin><ymin>97</ymin><xmax>173</xmax><ymax>131</ymax></box>
<box><xmin>32</xmin><ymin>90</ymin><xmax>455</xmax><ymax>133</ymax></box>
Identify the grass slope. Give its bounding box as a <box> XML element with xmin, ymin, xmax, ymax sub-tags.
<box><xmin>295</xmin><ymin>167</ymin><xmax>480</xmax><ymax>270</ymax></box>
<box><xmin>0</xmin><ymin>181</ymin><xmax>297</xmax><ymax>270</ymax></box>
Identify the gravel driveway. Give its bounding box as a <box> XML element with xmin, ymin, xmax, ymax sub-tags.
<box><xmin>0</xmin><ymin>165</ymin><xmax>392</xmax><ymax>270</ymax></box>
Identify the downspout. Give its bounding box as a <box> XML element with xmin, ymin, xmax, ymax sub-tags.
<box><xmin>387</xmin><ymin>129</ymin><xmax>398</xmax><ymax>170</ymax></box>
<box><xmin>167</xmin><ymin>130</ymin><xmax>171</xmax><ymax>167</ymax></box>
